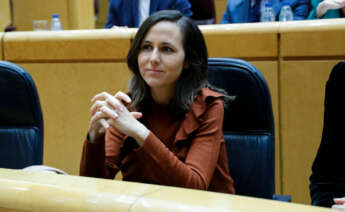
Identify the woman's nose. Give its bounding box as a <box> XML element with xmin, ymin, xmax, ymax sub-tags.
<box><xmin>149</xmin><ymin>49</ymin><xmax>160</xmax><ymax>64</ymax></box>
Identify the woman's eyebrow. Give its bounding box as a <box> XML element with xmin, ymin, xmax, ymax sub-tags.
<box><xmin>161</xmin><ymin>41</ymin><xmax>176</xmax><ymax>47</ymax></box>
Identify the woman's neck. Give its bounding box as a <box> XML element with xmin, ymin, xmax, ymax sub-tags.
<box><xmin>150</xmin><ymin>86</ymin><xmax>175</xmax><ymax>104</ymax></box>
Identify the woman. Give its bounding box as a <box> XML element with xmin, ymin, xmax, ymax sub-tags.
<box><xmin>80</xmin><ymin>10</ymin><xmax>235</xmax><ymax>194</ymax></box>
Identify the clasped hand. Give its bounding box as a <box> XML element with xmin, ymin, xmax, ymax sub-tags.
<box><xmin>323</xmin><ymin>0</ymin><xmax>345</xmax><ymax>9</ymax></box>
<box><xmin>317</xmin><ymin>0</ymin><xmax>345</xmax><ymax>17</ymax></box>
<box><xmin>333</xmin><ymin>197</ymin><xmax>345</xmax><ymax>211</ymax></box>
<box><xmin>88</xmin><ymin>91</ymin><xmax>149</xmax><ymax>145</ymax></box>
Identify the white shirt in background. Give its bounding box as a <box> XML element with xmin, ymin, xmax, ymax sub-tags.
<box><xmin>139</xmin><ymin>0</ymin><xmax>151</xmax><ymax>26</ymax></box>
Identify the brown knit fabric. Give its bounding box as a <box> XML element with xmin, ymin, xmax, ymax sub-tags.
<box><xmin>144</xmin><ymin>102</ymin><xmax>182</xmax><ymax>150</ymax></box>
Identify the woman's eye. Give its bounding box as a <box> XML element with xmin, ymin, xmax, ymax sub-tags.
<box><xmin>161</xmin><ymin>46</ymin><xmax>174</xmax><ymax>53</ymax></box>
<box><xmin>141</xmin><ymin>44</ymin><xmax>152</xmax><ymax>51</ymax></box>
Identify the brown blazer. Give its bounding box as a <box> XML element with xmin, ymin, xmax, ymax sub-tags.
<box><xmin>80</xmin><ymin>88</ymin><xmax>235</xmax><ymax>194</ymax></box>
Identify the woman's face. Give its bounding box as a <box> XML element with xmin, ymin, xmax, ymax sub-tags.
<box><xmin>138</xmin><ymin>21</ymin><xmax>187</xmax><ymax>94</ymax></box>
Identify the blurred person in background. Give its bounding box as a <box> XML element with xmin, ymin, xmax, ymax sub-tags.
<box><xmin>309</xmin><ymin>62</ymin><xmax>345</xmax><ymax>210</ymax></box>
<box><xmin>189</xmin><ymin>0</ymin><xmax>216</xmax><ymax>24</ymax></box>
<box><xmin>105</xmin><ymin>0</ymin><xmax>192</xmax><ymax>28</ymax></box>
<box><xmin>220</xmin><ymin>0</ymin><xmax>309</xmax><ymax>23</ymax></box>
<box><xmin>308</xmin><ymin>0</ymin><xmax>345</xmax><ymax>19</ymax></box>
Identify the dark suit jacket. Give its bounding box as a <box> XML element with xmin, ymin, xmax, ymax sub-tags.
<box><xmin>189</xmin><ymin>0</ymin><xmax>215</xmax><ymax>20</ymax></box>
<box><xmin>105</xmin><ymin>0</ymin><xmax>193</xmax><ymax>28</ymax></box>
<box><xmin>310</xmin><ymin>62</ymin><xmax>345</xmax><ymax>207</ymax></box>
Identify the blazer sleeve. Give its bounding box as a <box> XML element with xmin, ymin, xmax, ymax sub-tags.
<box><xmin>105</xmin><ymin>0</ymin><xmax>119</xmax><ymax>28</ymax></box>
<box><xmin>220</xmin><ymin>1</ymin><xmax>232</xmax><ymax>24</ymax></box>
<box><xmin>172</xmin><ymin>0</ymin><xmax>193</xmax><ymax>17</ymax></box>
<box><xmin>79</xmin><ymin>128</ymin><xmax>124</xmax><ymax>179</ymax></box>
<box><xmin>134</xmin><ymin>98</ymin><xmax>225</xmax><ymax>190</ymax></box>
<box><xmin>292</xmin><ymin>0</ymin><xmax>309</xmax><ymax>20</ymax></box>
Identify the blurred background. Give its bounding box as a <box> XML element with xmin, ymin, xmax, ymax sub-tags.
<box><xmin>0</xmin><ymin>0</ymin><xmax>228</xmax><ymax>31</ymax></box>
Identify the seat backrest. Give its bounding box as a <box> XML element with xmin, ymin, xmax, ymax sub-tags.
<box><xmin>0</xmin><ymin>61</ymin><xmax>43</xmax><ymax>169</ymax></box>
<box><xmin>208</xmin><ymin>58</ymin><xmax>275</xmax><ymax>199</ymax></box>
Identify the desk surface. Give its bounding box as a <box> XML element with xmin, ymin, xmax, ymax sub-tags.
<box><xmin>0</xmin><ymin>168</ymin><xmax>332</xmax><ymax>212</ymax></box>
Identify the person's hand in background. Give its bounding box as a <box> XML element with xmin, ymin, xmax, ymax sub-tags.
<box><xmin>111</xmin><ymin>25</ymin><xmax>128</xmax><ymax>29</ymax></box>
<box><xmin>317</xmin><ymin>0</ymin><xmax>345</xmax><ymax>17</ymax></box>
<box><xmin>332</xmin><ymin>197</ymin><xmax>345</xmax><ymax>211</ymax></box>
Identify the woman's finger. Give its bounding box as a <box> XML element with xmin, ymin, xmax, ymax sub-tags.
<box><xmin>114</xmin><ymin>91</ymin><xmax>132</xmax><ymax>104</ymax></box>
<box><xmin>106</xmin><ymin>112</ymin><xmax>141</xmax><ymax>126</ymax></box>
<box><xmin>332</xmin><ymin>204</ymin><xmax>345</xmax><ymax>211</ymax></box>
<box><xmin>99</xmin><ymin>119</ymin><xmax>109</xmax><ymax>129</ymax></box>
<box><xmin>90</xmin><ymin>100</ymin><xmax>106</xmax><ymax>116</ymax></box>
<box><xmin>131</xmin><ymin>112</ymin><xmax>142</xmax><ymax>119</ymax></box>
<box><xmin>100</xmin><ymin>105</ymin><xmax>118</xmax><ymax>120</ymax></box>
<box><xmin>91</xmin><ymin>91</ymin><xmax>113</xmax><ymax>102</ymax></box>
<box><xmin>90</xmin><ymin>111</ymin><xmax>107</xmax><ymax>126</ymax></box>
<box><xmin>105</xmin><ymin>96</ymin><xmax>125</xmax><ymax>112</ymax></box>
<box><xmin>334</xmin><ymin>197</ymin><xmax>345</xmax><ymax>204</ymax></box>
<box><xmin>98</xmin><ymin>119</ymin><xmax>109</xmax><ymax>133</ymax></box>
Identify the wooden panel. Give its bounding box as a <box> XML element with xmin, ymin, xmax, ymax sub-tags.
<box><xmin>0</xmin><ymin>208</ymin><xmax>28</xmax><ymax>212</ymax></box>
<box><xmin>0</xmin><ymin>33</ymin><xmax>3</xmax><ymax>60</ymax></box>
<box><xmin>0</xmin><ymin>168</ymin><xmax>334</xmax><ymax>212</ymax></box>
<box><xmin>4</xmin><ymin>29</ymin><xmax>133</xmax><ymax>61</ymax></box>
<box><xmin>95</xmin><ymin>0</ymin><xmax>109</xmax><ymax>29</ymax></box>
<box><xmin>279</xmin><ymin>60</ymin><xmax>343</xmax><ymax>204</ymax></box>
<box><xmin>129</xmin><ymin>24</ymin><xmax>279</xmax><ymax>58</ymax></box>
<box><xmin>279</xmin><ymin>19</ymin><xmax>345</xmax><ymax>57</ymax></box>
<box><xmin>18</xmin><ymin>63</ymin><xmax>132</xmax><ymax>175</ymax></box>
<box><xmin>251</xmin><ymin>61</ymin><xmax>281</xmax><ymax>194</ymax></box>
<box><xmin>281</xmin><ymin>31</ymin><xmax>345</xmax><ymax>57</ymax></box>
<box><xmin>68</xmin><ymin>0</ymin><xmax>95</xmax><ymax>29</ymax></box>
<box><xmin>0</xmin><ymin>0</ymin><xmax>11</xmax><ymax>32</ymax></box>
<box><xmin>200</xmin><ymin>24</ymin><xmax>278</xmax><ymax>58</ymax></box>
<box><xmin>12</xmin><ymin>0</ymin><xmax>70</xmax><ymax>31</ymax></box>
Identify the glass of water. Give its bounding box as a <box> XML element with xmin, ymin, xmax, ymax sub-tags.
<box><xmin>33</xmin><ymin>20</ymin><xmax>49</xmax><ymax>31</ymax></box>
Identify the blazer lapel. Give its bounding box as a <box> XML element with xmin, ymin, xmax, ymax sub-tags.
<box><xmin>174</xmin><ymin>88</ymin><xmax>224</xmax><ymax>143</ymax></box>
<box><xmin>174</xmin><ymin>92</ymin><xmax>209</xmax><ymax>143</ymax></box>
<box><xmin>174</xmin><ymin>107</ymin><xmax>200</xmax><ymax>143</ymax></box>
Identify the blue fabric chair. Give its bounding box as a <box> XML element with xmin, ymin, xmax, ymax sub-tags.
<box><xmin>208</xmin><ymin>58</ymin><xmax>275</xmax><ymax>199</ymax></box>
<box><xmin>0</xmin><ymin>61</ymin><xmax>44</xmax><ymax>169</ymax></box>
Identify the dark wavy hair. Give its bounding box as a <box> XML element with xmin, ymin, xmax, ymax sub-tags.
<box><xmin>127</xmin><ymin>10</ymin><xmax>232</xmax><ymax>116</ymax></box>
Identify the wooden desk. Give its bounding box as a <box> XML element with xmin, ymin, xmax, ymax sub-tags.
<box><xmin>0</xmin><ymin>168</ymin><xmax>333</xmax><ymax>212</ymax></box>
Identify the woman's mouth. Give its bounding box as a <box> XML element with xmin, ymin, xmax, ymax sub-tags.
<box><xmin>148</xmin><ymin>69</ymin><xmax>163</xmax><ymax>73</ymax></box>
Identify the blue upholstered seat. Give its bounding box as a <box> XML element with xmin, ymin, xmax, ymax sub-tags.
<box><xmin>0</xmin><ymin>61</ymin><xmax>43</xmax><ymax>169</ymax></box>
<box><xmin>208</xmin><ymin>58</ymin><xmax>275</xmax><ymax>199</ymax></box>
